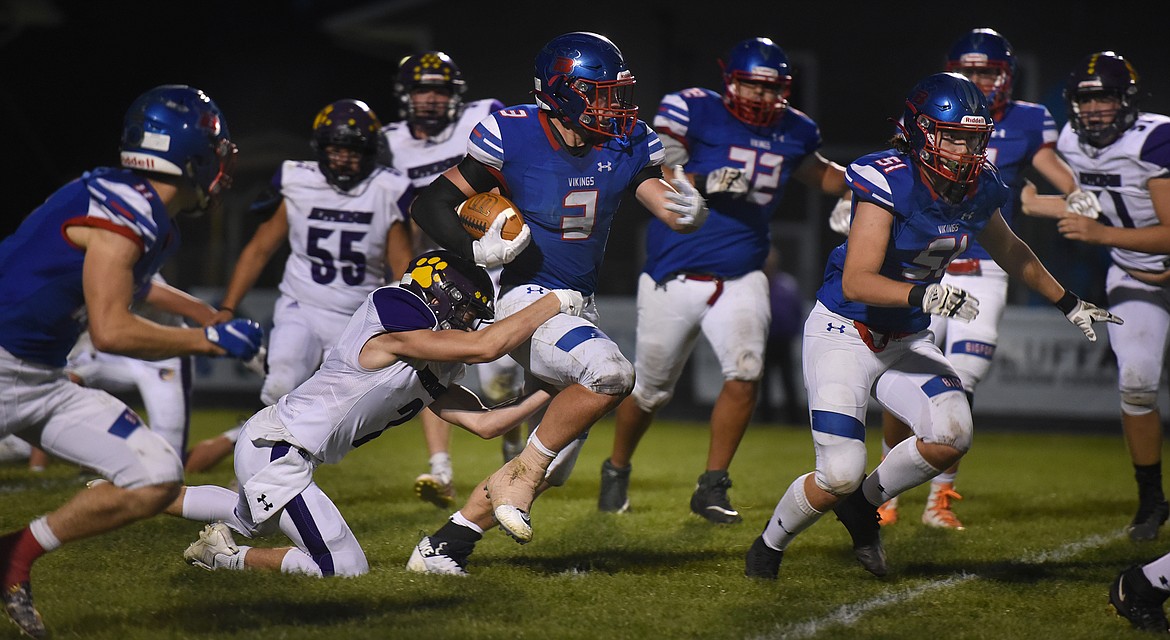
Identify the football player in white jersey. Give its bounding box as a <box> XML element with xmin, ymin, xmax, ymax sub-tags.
<box><xmin>166</xmin><ymin>251</ymin><xmax>582</xmax><ymax>577</ymax></box>
<box><xmin>1022</xmin><ymin>51</ymin><xmax>1170</xmax><ymax>542</ymax></box>
<box><xmin>215</xmin><ymin>98</ymin><xmax>413</xmax><ymax>414</ymax></box>
<box><xmin>0</xmin><ymin>85</ymin><xmax>262</xmax><ymax>638</ymax></box>
<box><xmin>379</xmin><ymin>51</ymin><xmax>522</xmax><ymax>508</ymax></box>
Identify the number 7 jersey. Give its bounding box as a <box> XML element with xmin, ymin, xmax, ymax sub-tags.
<box><xmin>818</xmin><ymin>149</ymin><xmax>1009</xmax><ymax>333</ymax></box>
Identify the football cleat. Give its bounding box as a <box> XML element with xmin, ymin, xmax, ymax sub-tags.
<box><xmin>877</xmin><ymin>496</ymin><xmax>899</xmax><ymax>526</ymax></box>
<box><xmin>484</xmin><ymin>446</ymin><xmax>551</xmax><ymax>543</ymax></box>
<box><xmin>183</xmin><ymin>522</ymin><xmax>239</xmax><ymax>571</ymax></box>
<box><xmin>598</xmin><ymin>458</ymin><xmax>631</xmax><ymax>513</ymax></box>
<box><xmin>1129</xmin><ymin>500</ymin><xmax>1170</xmax><ymax>542</ymax></box>
<box><xmin>2</xmin><ymin>582</ymin><xmax>46</xmax><ymax>639</ymax></box>
<box><xmin>834</xmin><ymin>486</ymin><xmax>888</xmax><ymax>577</ymax></box>
<box><xmin>414</xmin><ymin>473</ymin><xmax>456</xmax><ymax>509</ymax></box>
<box><xmin>406</xmin><ymin>536</ymin><xmax>473</xmax><ymax>576</ymax></box>
<box><xmin>1110</xmin><ymin>565</ymin><xmax>1170</xmax><ymax>633</ymax></box>
<box><xmin>493</xmin><ymin>505</ymin><xmax>533</xmax><ymax>544</ymax></box>
<box><xmin>744</xmin><ymin>536</ymin><xmax>784</xmax><ymax>580</ymax></box>
<box><xmin>690</xmin><ymin>470</ymin><xmax>742</xmax><ymax>524</ymax></box>
<box><xmin>922</xmin><ymin>483</ymin><xmax>965</xmax><ymax>530</ymax></box>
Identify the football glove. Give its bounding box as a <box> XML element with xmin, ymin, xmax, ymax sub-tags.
<box><xmin>472</xmin><ymin>214</ymin><xmax>531</xmax><ymax>269</ymax></box>
<box><xmin>705</xmin><ymin>166</ymin><xmax>750</xmax><ymax>197</ymax></box>
<box><xmin>1065</xmin><ymin>190</ymin><xmax>1101</xmax><ymax>219</ymax></box>
<box><xmin>829</xmin><ymin>196</ymin><xmax>852</xmax><ymax>236</ymax></box>
<box><xmin>243</xmin><ymin>345</ymin><xmax>267</xmax><ymax>376</ymax></box>
<box><xmin>1061</xmin><ymin>296</ymin><xmax>1122</xmax><ymax>342</ymax></box>
<box><xmin>205</xmin><ymin>318</ymin><xmax>264</xmax><ymax>359</ymax></box>
<box><xmin>665</xmin><ymin>165</ymin><xmax>709</xmax><ymax>230</ymax></box>
<box><xmin>552</xmin><ymin>289</ymin><xmax>584</xmax><ymax>316</ymax></box>
<box><xmin>921</xmin><ymin>283</ymin><xmax>979</xmax><ymax>322</ymax></box>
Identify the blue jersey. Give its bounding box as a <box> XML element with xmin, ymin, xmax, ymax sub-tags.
<box><xmin>645</xmin><ymin>88</ymin><xmax>823</xmax><ymax>281</ymax></box>
<box><xmin>818</xmin><ymin>150</ymin><xmax>1010</xmax><ymax>333</ymax></box>
<box><xmin>961</xmin><ymin>100</ymin><xmax>1056</xmax><ymax>259</ymax></box>
<box><xmin>466</xmin><ymin>105</ymin><xmax>664</xmax><ymax>296</ymax></box>
<box><xmin>0</xmin><ymin>168</ymin><xmax>177</xmax><ymax>367</ymax></box>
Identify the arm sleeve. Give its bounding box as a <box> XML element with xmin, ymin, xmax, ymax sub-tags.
<box><xmin>410</xmin><ymin>175</ymin><xmax>477</xmax><ymax>260</ymax></box>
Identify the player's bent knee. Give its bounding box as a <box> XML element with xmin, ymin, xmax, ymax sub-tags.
<box><xmin>1122</xmin><ymin>390</ymin><xmax>1158</xmax><ymax>416</ymax></box>
<box><xmin>631</xmin><ymin>384</ymin><xmax>672</xmax><ymax>414</ymax></box>
<box><xmin>812</xmin><ymin>436</ymin><xmax>866</xmax><ymax>496</ymax></box>
<box><xmin>579</xmin><ymin>354</ymin><xmax>634</xmax><ymax>396</ymax></box>
<box><xmin>124</xmin><ymin>481</ymin><xmax>182</xmax><ymax>518</ymax></box>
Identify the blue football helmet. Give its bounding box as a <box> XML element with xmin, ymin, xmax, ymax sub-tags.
<box><xmin>945</xmin><ymin>28</ymin><xmax>1016</xmax><ymax>116</ymax></box>
<box><xmin>720</xmin><ymin>37</ymin><xmax>792</xmax><ymax>127</ymax></box>
<box><xmin>120</xmin><ymin>85</ymin><xmax>236</xmax><ymax>208</ymax></box>
<box><xmin>1064</xmin><ymin>51</ymin><xmax>1141</xmax><ymax>148</ymax></box>
<box><xmin>395</xmin><ymin>51</ymin><xmax>467</xmax><ymax>136</ymax></box>
<box><xmin>901</xmin><ymin>73</ymin><xmax>994</xmax><ymax>201</ymax></box>
<box><xmin>311</xmin><ymin>99</ymin><xmax>382</xmax><ymax>191</ymax></box>
<box><xmin>533</xmin><ymin>31</ymin><xmax>637</xmax><ymax>140</ymax></box>
<box><xmin>400</xmin><ymin>250</ymin><xmax>495</xmax><ymax>331</ymax></box>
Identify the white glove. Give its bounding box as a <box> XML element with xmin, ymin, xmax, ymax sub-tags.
<box><xmin>664</xmin><ymin>165</ymin><xmax>708</xmax><ymax>230</ymax></box>
<box><xmin>243</xmin><ymin>345</ymin><xmax>267</xmax><ymax>376</ymax></box>
<box><xmin>829</xmin><ymin>196</ymin><xmax>852</xmax><ymax>236</ymax></box>
<box><xmin>921</xmin><ymin>283</ymin><xmax>979</xmax><ymax>322</ymax></box>
<box><xmin>472</xmin><ymin>214</ymin><xmax>531</xmax><ymax>268</ymax></box>
<box><xmin>705</xmin><ymin>166</ymin><xmax>749</xmax><ymax>197</ymax></box>
<box><xmin>552</xmin><ymin>289</ymin><xmax>584</xmax><ymax>316</ymax></box>
<box><xmin>1062</xmin><ymin>296</ymin><xmax>1123</xmax><ymax>342</ymax></box>
<box><xmin>1065</xmin><ymin>190</ymin><xmax>1101</xmax><ymax>219</ymax></box>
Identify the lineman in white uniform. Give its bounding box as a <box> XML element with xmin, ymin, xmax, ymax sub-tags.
<box><xmin>1022</xmin><ymin>51</ymin><xmax>1170</xmax><ymax>541</ymax></box>
<box><xmin>379</xmin><ymin>50</ymin><xmax>524</xmax><ymax>507</ymax></box>
<box><xmin>167</xmin><ymin>251</ymin><xmax>582</xmax><ymax>577</ymax></box>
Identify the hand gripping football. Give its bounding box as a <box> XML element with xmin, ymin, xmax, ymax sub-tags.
<box><xmin>456</xmin><ymin>193</ymin><xmax>525</xmax><ymax>241</ymax></box>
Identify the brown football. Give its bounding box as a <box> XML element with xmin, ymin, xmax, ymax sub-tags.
<box><xmin>456</xmin><ymin>192</ymin><xmax>524</xmax><ymax>241</ymax></box>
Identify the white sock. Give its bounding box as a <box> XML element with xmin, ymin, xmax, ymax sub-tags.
<box><xmin>451</xmin><ymin>511</ymin><xmax>484</xmax><ymax>534</ymax></box>
<box><xmin>867</xmin><ymin>438</ymin><xmax>941</xmax><ymax>503</ymax></box>
<box><xmin>529</xmin><ymin>434</ymin><xmax>557</xmax><ymax>458</ymax></box>
<box><xmin>761</xmin><ymin>473</ymin><xmax>823</xmax><ymax>551</ymax></box>
<box><xmin>220</xmin><ymin>546</ymin><xmax>249</xmax><ymax>571</ymax></box>
<box><xmin>182</xmin><ymin>485</ymin><xmax>240</xmax><ymax>524</ymax></box>
<box><xmin>28</xmin><ymin>516</ymin><xmax>61</xmax><ymax>552</ymax></box>
<box><xmin>933</xmin><ymin>471</ymin><xmax>958</xmax><ymax>486</ymax></box>
<box><xmin>1144</xmin><ymin>556</ymin><xmax>1170</xmax><ymax>593</ymax></box>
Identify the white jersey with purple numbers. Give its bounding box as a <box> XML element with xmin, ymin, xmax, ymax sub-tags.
<box><xmin>467</xmin><ymin>105</ymin><xmax>665</xmax><ymax>295</ymax></box>
<box><xmin>380</xmin><ymin>99</ymin><xmax>503</xmax><ymax>190</ymax></box>
<box><xmin>1058</xmin><ymin>113</ymin><xmax>1170</xmax><ymax>273</ymax></box>
<box><xmin>819</xmin><ymin>149</ymin><xmax>1010</xmax><ymax>333</ymax></box>
<box><xmin>273</xmin><ymin>286</ymin><xmax>464</xmax><ymax>464</ymax></box>
<box><xmin>0</xmin><ymin>168</ymin><xmax>177</xmax><ymax>367</ymax></box>
<box><xmin>276</xmin><ymin>161</ymin><xmax>413</xmax><ymax>312</ymax></box>
<box><xmin>647</xmin><ymin>87</ymin><xmax>822</xmax><ymax>280</ymax></box>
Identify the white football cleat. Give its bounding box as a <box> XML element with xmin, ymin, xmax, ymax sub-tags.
<box><xmin>493</xmin><ymin>505</ymin><xmax>533</xmax><ymax>544</ymax></box>
<box><xmin>406</xmin><ymin>536</ymin><xmax>471</xmax><ymax>576</ymax></box>
<box><xmin>183</xmin><ymin>522</ymin><xmax>239</xmax><ymax>571</ymax></box>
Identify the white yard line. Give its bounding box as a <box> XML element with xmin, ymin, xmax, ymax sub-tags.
<box><xmin>749</xmin><ymin>529</ymin><xmax>1126</xmax><ymax>640</ymax></box>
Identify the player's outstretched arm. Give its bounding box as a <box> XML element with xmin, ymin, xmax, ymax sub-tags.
<box><xmin>431</xmin><ymin>386</ymin><xmax>552</xmax><ymax>439</ymax></box>
<box><xmin>143</xmin><ymin>279</ymin><xmax>219</xmax><ymax>326</ymax></box>
<box><xmin>217</xmin><ymin>201</ymin><xmax>291</xmax><ymax>321</ymax></box>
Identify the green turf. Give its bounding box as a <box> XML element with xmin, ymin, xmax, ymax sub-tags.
<box><xmin>0</xmin><ymin>409</ymin><xmax>1156</xmax><ymax>639</ymax></box>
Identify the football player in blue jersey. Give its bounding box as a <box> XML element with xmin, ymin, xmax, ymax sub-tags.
<box><xmin>597</xmin><ymin>37</ymin><xmax>848</xmax><ymax>524</ymax></box>
<box><xmin>743</xmin><ymin>72</ymin><xmax>1120</xmax><ymax>580</ymax></box>
<box><xmin>0</xmin><ymin>85</ymin><xmax>263</xmax><ymax>637</ymax></box>
<box><xmin>1023</xmin><ymin>51</ymin><xmax>1170</xmax><ymax>543</ymax></box>
<box><xmin>405</xmin><ymin>31</ymin><xmax>709</xmax><ymax>574</ymax></box>
<box><xmin>870</xmin><ymin>28</ymin><xmax>1095</xmax><ymax>531</ymax></box>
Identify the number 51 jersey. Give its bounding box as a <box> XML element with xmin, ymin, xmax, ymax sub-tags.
<box><xmin>277</xmin><ymin>161</ymin><xmax>414</xmax><ymax>312</ymax></box>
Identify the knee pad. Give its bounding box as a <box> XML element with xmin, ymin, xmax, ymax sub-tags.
<box><xmin>631</xmin><ymin>382</ymin><xmax>672</xmax><ymax>414</ymax></box>
<box><xmin>543</xmin><ymin>436</ymin><xmax>586</xmax><ymax>487</ymax></box>
<box><xmin>577</xmin><ymin>349</ymin><xmax>634</xmax><ymax>396</ymax></box>
<box><xmin>1122</xmin><ymin>390</ymin><xmax>1159</xmax><ymax>416</ymax></box>
<box><xmin>811</xmin><ymin>433</ymin><xmax>867</xmax><ymax>497</ymax></box>
<box><xmin>728</xmin><ymin>350</ymin><xmax>764</xmax><ymax>382</ymax></box>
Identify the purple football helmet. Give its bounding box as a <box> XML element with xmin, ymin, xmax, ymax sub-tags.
<box><xmin>1064</xmin><ymin>51</ymin><xmax>1141</xmax><ymax>147</ymax></box>
<box><xmin>311</xmin><ymin>99</ymin><xmax>382</xmax><ymax>191</ymax></box>
<box><xmin>400</xmin><ymin>250</ymin><xmax>494</xmax><ymax>331</ymax></box>
<box><xmin>395</xmin><ymin>51</ymin><xmax>467</xmax><ymax>136</ymax></box>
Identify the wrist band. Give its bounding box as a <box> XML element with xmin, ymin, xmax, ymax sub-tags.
<box><xmin>219</xmin><ymin>306</ymin><xmax>235</xmax><ymax>314</ymax></box>
<box><xmin>907</xmin><ymin>284</ymin><xmax>927</xmax><ymax>308</ymax></box>
<box><xmin>1054</xmin><ymin>290</ymin><xmax>1078</xmax><ymax>315</ymax></box>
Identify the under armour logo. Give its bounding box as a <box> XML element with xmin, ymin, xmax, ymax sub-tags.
<box><xmin>827</xmin><ymin>323</ymin><xmax>846</xmax><ymax>333</ymax></box>
<box><xmin>525</xmin><ymin>286</ymin><xmax>547</xmax><ymax>295</ymax></box>
<box><xmin>597</xmin><ymin>161</ymin><xmax>613</xmax><ymax>172</ymax></box>
<box><xmin>257</xmin><ymin>493</ymin><xmax>274</xmax><ymax>512</ymax></box>
<box><xmin>1161</xmin><ymin>576</ymin><xmax>1169</xmax><ymax>588</ymax></box>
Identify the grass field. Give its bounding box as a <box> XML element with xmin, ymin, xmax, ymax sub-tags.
<box><xmin>0</xmin><ymin>408</ymin><xmax>1159</xmax><ymax>639</ymax></box>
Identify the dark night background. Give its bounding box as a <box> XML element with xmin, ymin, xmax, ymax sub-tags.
<box><xmin>3</xmin><ymin>0</ymin><xmax>1168</xmax><ymax>302</ymax></box>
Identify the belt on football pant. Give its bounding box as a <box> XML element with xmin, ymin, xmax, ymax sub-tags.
<box><xmin>668</xmin><ymin>272</ymin><xmax>725</xmax><ymax>306</ymax></box>
<box><xmin>946</xmin><ymin>259</ymin><xmax>981</xmax><ymax>276</ymax></box>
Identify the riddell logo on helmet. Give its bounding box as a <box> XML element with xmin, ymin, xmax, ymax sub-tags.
<box><xmin>121</xmin><ymin>154</ymin><xmax>155</xmax><ymax>169</ymax></box>
<box><xmin>961</xmin><ymin>116</ymin><xmax>987</xmax><ymax>125</ymax></box>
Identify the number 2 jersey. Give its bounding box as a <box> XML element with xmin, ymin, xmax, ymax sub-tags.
<box><xmin>275</xmin><ymin>161</ymin><xmax>413</xmax><ymax>312</ymax></box>
<box><xmin>272</xmin><ymin>285</ymin><xmax>464</xmax><ymax>464</ymax></box>
<box><xmin>0</xmin><ymin>168</ymin><xmax>178</xmax><ymax>367</ymax></box>
<box><xmin>466</xmin><ymin>104</ymin><xmax>665</xmax><ymax>295</ymax></box>
<box><xmin>1057</xmin><ymin>112</ymin><xmax>1170</xmax><ymax>273</ymax></box>
<box><xmin>820</xmin><ymin>150</ymin><xmax>1010</xmax><ymax>333</ymax></box>
<box><xmin>646</xmin><ymin>87</ymin><xmax>823</xmax><ymax>281</ymax></box>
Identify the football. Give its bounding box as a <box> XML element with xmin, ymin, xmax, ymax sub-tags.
<box><xmin>456</xmin><ymin>192</ymin><xmax>524</xmax><ymax>241</ymax></box>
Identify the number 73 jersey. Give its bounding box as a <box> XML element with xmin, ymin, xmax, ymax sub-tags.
<box><xmin>277</xmin><ymin>160</ymin><xmax>413</xmax><ymax>312</ymax></box>
<box><xmin>817</xmin><ymin>149</ymin><xmax>1009</xmax><ymax>333</ymax></box>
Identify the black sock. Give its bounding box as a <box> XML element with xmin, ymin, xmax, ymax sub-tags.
<box><xmin>1135</xmin><ymin>462</ymin><xmax>1165</xmax><ymax>504</ymax></box>
<box><xmin>434</xmin><ymin>519</ymin><xmax>483</xmax><ymax>544</ymax></box>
